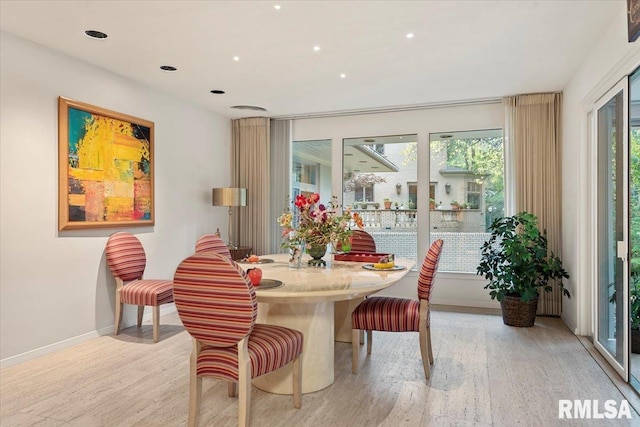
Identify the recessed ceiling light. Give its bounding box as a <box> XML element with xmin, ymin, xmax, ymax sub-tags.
<box><xmin>340</xmin><ymin>73</ymin><xmax>346</xmax><ymax>79</ymax></box>
<box><xmin>210</xmin><ymin>90</ymin><xmax>225</xmax><ymax>94</ymax></box>
<box><xmin>406</xmin><ymin>32</ymin><xmax>414</xmax><ymax>39</ymax></box>
<box><xmin>233</xmin><ymin>56</ymin><xmax>240</xmax><ymax>61</ymax></box>
<box><xmin>313</xmin><ymin>46</ymin><xmax>320</xmax><ymax>52</ymax></box>
<box><xmin>160</xmin><ymin>65</ymin><xmax>177</xmax><ymax>72</ymax></box>
<box><xmin>440</xmin><ymin>134</ymin><xmax>453</xmax><ymax>139</ymax></box>
<box><xmin>274</xmin><ymin>4</ymin><xmax>281</xmax><ymax>10</ymax></box>
<box><xmin>231</xmin><ymin>105</ymin><xmax>267</xmax><ymax>112</ymax></box>
<box><xmin>84</xmin><ymin>30</ymin><xmax>108</xmax><ymax>39</ymax></box>
<box><xmin>364</xmin><ymin>139</ymin><xmax>375</xmax><ymax>143</ymax></box>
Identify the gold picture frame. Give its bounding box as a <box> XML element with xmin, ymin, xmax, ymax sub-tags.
<box><xmin>58</xmin><ymin>97</ymin><xmax>154</xmax><ymax>230</ymax></box>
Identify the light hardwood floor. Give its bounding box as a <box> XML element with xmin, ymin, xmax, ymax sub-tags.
<box><xmin>2</xmin><ymin>310</ymin><xmax>639</xmax><ymax>426</ymax></box>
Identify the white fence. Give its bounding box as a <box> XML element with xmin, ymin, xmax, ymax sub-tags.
<box><xmin>364</xmin><ymin>230</ymin><xmax>490</xmax><ymax>273</ymax></box>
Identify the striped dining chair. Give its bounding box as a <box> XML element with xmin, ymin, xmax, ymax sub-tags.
<box><xmin>337</xmin><ymin>229</ymin><xmax>377</xmax><ymax>253</ymax></box>
<box><xmin>195</xmin><ymin>234</ymin><xmax>232</xmax><ymax>259</ymax></box>
<box><xmin>105</xmin><ymin>232</ymin><xmax>174</xmax><ymax>343</ymax></box>
<box><xmin>173</xmin><ymin>253</ymin><xmax>303</xmax><ymax>427</ymax></box>
<box><xmin>349</xmin><ymin>230</ymin><xmax>377</xmax><ymax>253</ymax></box>
<box><xmin>351</xmin><ymin>239</ymin><xmax>443</xmax><ymax>380</ymax></box>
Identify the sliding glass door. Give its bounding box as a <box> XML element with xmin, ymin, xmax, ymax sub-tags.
<box><xmin>628</xmin><ymin>67</ymin><xmax>640</xmax><ymax>392</ymax></box>
<box><xmin>594</xmin><ymin>79</ymin><xmax>629</xmax><ymax>379</ymax></box>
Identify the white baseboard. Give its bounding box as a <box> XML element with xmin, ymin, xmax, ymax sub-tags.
<box><xmin>1</xmin><ymin>305</ymin><xmax>177</xmax><ymax>369</ymax></box>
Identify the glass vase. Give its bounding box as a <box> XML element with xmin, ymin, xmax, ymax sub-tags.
<box><xmin>288</xmin><ymin>241</ymin><xmax>304</xmax><ymax>269</ymax></box>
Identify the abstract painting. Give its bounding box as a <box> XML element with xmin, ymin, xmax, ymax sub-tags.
<box><xmin>58</xmin><ymin>97</ymin><xmax>154</xmax><ymax>230</ymax></box>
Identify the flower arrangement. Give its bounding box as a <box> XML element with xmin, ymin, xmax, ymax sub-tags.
<box><xmin>277</xmin><ymin>193</ymin><xmax>363</xmax><ymax>250</ymax></box>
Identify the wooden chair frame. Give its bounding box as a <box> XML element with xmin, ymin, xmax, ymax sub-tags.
<box><xmin>187</xmin><ymin>337</ymin><xmax>302</xmax><ymax>427</ymax></box>
<box><xmin>352</xmin><ymin>299</ymin><xmax>433</xmax><ymax>379</ymax></box>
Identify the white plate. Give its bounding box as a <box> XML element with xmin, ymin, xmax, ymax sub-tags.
<box><xmin>362</xmin><ymin>264</ymin><xmax>406</xmax><ymax>271</ymax></box>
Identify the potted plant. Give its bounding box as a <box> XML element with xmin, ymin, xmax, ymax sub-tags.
<box><xmin>609</xmin><ymin>276</ymin><xmax>640</xmax><ymax>353</ymax></box>
<box><xmin>383</xmin><ymin>198</ymin><xmax>392</xmax><ymax>209</ymax></box>
<box><xmin>628</xmin><ymin>254</ymin><xmax>640</xmax><ymax>352</ymax></box>
<box><xmin>429</xmin><ymin>198</ymin><xmax>436</xmax><ymax>210</ymax></box>
<box><xmin>407</xmin><ymin>200</ymin><xmax>416</xmax><ymax>210</ymax></box>
<box><xmin>450</xmin><ymin>200</ymin><xmax>460</xmax><ymax>210</ymax></box>
<box><xmin>373</xmin><ymin>202</ymin><xmax>380</xmax><ymax>210</ymax></box>
<box><xmin>631</xmin><ymin>279</ymin><xmax>640</xmax><ymax>353</ymax></box>
<box><xmin>477</xmin><ymin>212</ymin><xmax>570</xmax><ymax>327</ymax></box>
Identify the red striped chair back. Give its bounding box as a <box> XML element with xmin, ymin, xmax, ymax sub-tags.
<box><xmin>417</xmin><ymin>239</ymin><xmax>444</xmax><ymax>301</ymax></box>
<box><xmin>173</xmin><ymin>253</ymin><xmax>257</xmax><ymax>347</ymax></box>
<box><xmin>350</xmin><ymin>230</ymin><xmax>377</xmax><ymax>253</ymax></box>
<box><xmin>195</xmin><ymin>234</ymin><xmax>232</xmax><ymax>259</ymax></box>
<box><xmin>105</xmin><ymin>232</ymin><xmax>146</xmax><ymax>282</ymax></box>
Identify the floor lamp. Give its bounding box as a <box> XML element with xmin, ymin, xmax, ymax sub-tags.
<box><xmin>212</xmin><ymin>187</ymin><xmax>247</xmax><ymax>249</ymax></box>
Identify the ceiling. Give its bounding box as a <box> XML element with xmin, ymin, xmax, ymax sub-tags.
<box><xmin>0</xmin><ymin>1</ymin><xmax>622</xmax><ymax>119</ymax></box>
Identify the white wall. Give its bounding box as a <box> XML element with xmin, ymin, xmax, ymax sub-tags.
<box><xmin>562</xmin><ymin>7</ymin><xmax>640</xmax><ymax>334</ymax></box>
<box><xmin>0</xmin><ymin>32</ymin><xmax>231</xmax><ymax>365</ymax></box>
<box><xmin>292</xmin><ymin>103</ymin><xmax>502</xmax><ymax>308</ymax></box>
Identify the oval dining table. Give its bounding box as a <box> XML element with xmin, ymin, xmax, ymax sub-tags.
<box><xmin>238</xmin><ymin>253</ymin><xmax>415</xmax><ymax>394</ymax></box>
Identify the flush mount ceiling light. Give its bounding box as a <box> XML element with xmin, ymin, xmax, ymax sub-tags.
<box><xmin>233</xmin><ymin>56</ymin><xmax>240</xmax><ymax>61</ymax></box>
<box><xmin>313</xmin><ymin>46</ymin><xmax>320</xmax><ymax>52</ymax></box>
<box><xmin>160</xmin><ymin>65</ymin><xmax>177</xmax><ymax>72</ymax></box>
<box><xmin>340</xmin><ymin>73</ymin><xmax>346</xmax><ymax>79</ymax></box>
<box><xmin>210</xmin><ymin>90</ymin><xmax>225</xmax><ymax>94</ymax></box>
<box><xmin>231</xmin><ymin>105</ymin><xmax>267</xmax><ymax>112</ymax></box>
<box><xmin>406</xmin><ymin>32</ymin><xmax>414</xmax><ymax>39</ymax></box>
<box><xmin>274</xmin><ymin>4</ymin><xmax>281</xmax><ymax>10</ymax></box>
<box><xmin>84</xmin><ymin>30</ymin><xmax>108</xmax><ymax>39</ymax></box>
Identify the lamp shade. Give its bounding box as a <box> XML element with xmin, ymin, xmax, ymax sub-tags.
<box><xmin>212</xmin><ymin>187</ymin><xmax>247</xmax><ymax>207</ymax></box>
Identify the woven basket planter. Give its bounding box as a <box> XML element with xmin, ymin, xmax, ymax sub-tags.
<box><xmin>500</xmin><ymin>295</ymin><xmax>539</xmax><ymax>327</ymax></box>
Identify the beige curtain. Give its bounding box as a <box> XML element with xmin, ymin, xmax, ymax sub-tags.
<box><xmin>269</xmin><ymin>120</ymin><xmax>291</xmax><ymax>253</ymax></box>
<box><xmin>231</xmin><ymin>117</ymin><xmax>270</xmax><ymax>255</ymax></box>
<box><xmin>504</xmin><ymin>93</ymin><xmax>563</xmax><ymax>316</ymax></box>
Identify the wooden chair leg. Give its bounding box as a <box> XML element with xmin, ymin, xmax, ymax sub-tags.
<box><xmin>426</xmin><ymin>325</ymin><xmax>434</xmax><ymax>364</ymax></box>
<box><xmin>359</xmin><ymin>330</ymin><xmax>365</xmax><ymax>345</ymax></box>
<box><xmin>237</xmin><ymin>338</ymin><xmax>251</xmax><ymax>427</ymax></box>
<box><xmin>419</xmin><ymin>326</ymin><xmax>430</xmax><ymax>380</ymax></box>
<box><xmin>152</xmin><ymin>305</ymin><xmax>160</xmax><ymax>343</ymax></box>
<box><xmin>366</xmin><ymin>330</ymin><xmax>373</xmax><ymax>355</ymax></box>
<box><xmin>352</xmin><ymin>329</ymin><xmax>360</xmax><ymax>374</ymax></box>
<box><xmin>292</xmin><ymin>354</ymin><xmax>302</xmax><ymax>408</ymax></box>
<box><xmin>228</xmin><ymin>382</ymin><xmax>237</xmax><ymax>397</ymax></box>
<box><xmin>114</xmin><ymin>292</ymin><xmax>122</xmax><ymax>336</ymax></box>
<box><xmin>188</xmin><ymin>339</ymin><xmax>202</xmax><ymax>427</ymax></box>
<box><xmin>137</xmin><ymin>305</ymin><xmax>144</xmax><ymax>327</ymax></box>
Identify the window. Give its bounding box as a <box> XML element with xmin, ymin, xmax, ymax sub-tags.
<box><xmin>354</xmin><ymin>184</ymin><xmax>374</xmax><ymax>202</ymax></box>
<box><xmin>343</xmin><ymin>134</ymin><xmax>418</xmax><ymax>262</ymax></box>
<box><xmin>408</xmin><ymin>182</ymin><xmax>417</xmax><ymax>209</ymax></box>
<box><xmin>429</xmin><ymin>129</ymin><xmax>504</xmax><ymax>272</ymax></box>
<box><xmin>291</xmin><ymin>139</ymin><xmax>332</xmax><ymax>203</ymax></box>
<box><xmin>466</xmin><ymin>181</ymin><xmax>481</xmax><ymax>209</ymax></box>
